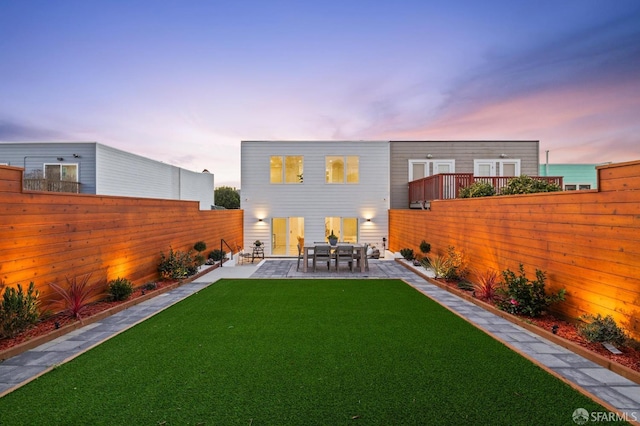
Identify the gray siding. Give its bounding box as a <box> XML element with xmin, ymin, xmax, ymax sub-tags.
<box><xmin>389</xmin><ymin>140</ymin><xmax>539</xmax><ymax>209</ymax></box>
<box><xmin>0</xmin><ymin>142</ymin><xmax>97</xmax><ymax>193</ymax></box>
<box><xmin>95</xmin><ymin>143</ymin><xmax>214</xmax><ymax>209</ymax></box>
<box><xmin>0</xmin><ymin>142</ymin><xmax>214</xmax><ymax>209</ymax></box>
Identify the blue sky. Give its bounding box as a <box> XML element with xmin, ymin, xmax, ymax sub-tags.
<box><xmin>1</xmin><ymin>0</ymin><xmax>639</xmax><ymax>187</ymax></box>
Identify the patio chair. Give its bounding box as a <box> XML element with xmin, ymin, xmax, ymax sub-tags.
<box><xmin>313</xmin><ymin>245</ymin><xmax>332</xmax><ymax>272</ymax></box>
<box><xmin>356</xmin><ymin>243</ymin><xmax>370</xmax><ymax>272</ymax></box>
<box><xmin>236</xmin><ymin>244</ymin><xmax>252</xmax><ymax>265</ymax></box>
<box><xmin>335</xmin><ymin>245</ymin><xmax>354</xmax><ymax>272</ymax></box>
<box><xmin>297</xmin><ymin>244</ymin><xmax>313</xmax><ymax>271</ymax></box>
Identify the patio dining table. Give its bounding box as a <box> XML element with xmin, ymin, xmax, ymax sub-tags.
<box><xmin>302</xmin><ymin>243</ymin><xmax>366</xmax><ymax>273</ymax></box>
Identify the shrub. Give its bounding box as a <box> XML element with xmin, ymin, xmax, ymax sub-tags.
<box><xmin>399</xmin><ymin>248</ymin><xmax>415</xmax><ymax>260</ymax></box>
<box><xmin>496</xmin><ymin>264</ymin><xmax>565</xmax><ymax>317</ymax></box>
<box><xmin>426</xmin><ymin>254</ymin><xmax>446</xmax><ymax>279</ymax></box>
<box><xmin>208</xmin><ymin>249</ymin><xmax>227</xmax><ymax>262</ymax></box>
<box><xmin>474</xmin><ymin>270</ymin><xmax>500</xmax><ymax>301</ymax></box>
<box><xmin>442</xmin><ymin>246</ymin><xmax>468</xmax><ymax>281</ymax></box>
<box><xmin>158</xmin><ymin>248</ymin><xmax>195</xmax><ymax>280</ymax></box>
<box><xmin>0</xmin><ymin>281</ymin><xmax>40</xmax><ymax>338</ymax></box>
<box><xmin>107</xmin><ymin>277</ymin><xmax>134</xmax><ymax>301</ymax></box>
<box><xmin>193</xmin><ymin>241</ymin><xmax>207</xmax><ymax>253</ymax></box>
<box><xmin>48</xmin><ymin>273</ymin><xmax>105</xmax><ymax>320</ymax></box>
<box><xmin>142</xmin><ymin>282</ymin><xmax>158</xmax><ymax>291</ymax></box>
<box><xmin>579</xmin><ymin>314</ymin><xmax>627</xmax><ymax>346</ymax></box>
<box><xmin>459</xmin><ymin>181</ymin><xmax>496</xmax><ymax>198</ymax></box>
<box><xmin>500</xmin><ymin>175</ymin><xmax>562</xmax><ymax>195</ymax></box>
<box><xmin>419</xmin><ymin>241</ymin><xmax>431</xmax><ymax>255</ymax></box>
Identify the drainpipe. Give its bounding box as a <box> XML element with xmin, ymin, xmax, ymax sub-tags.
<box><xmin>545</xmin><ymin>150</ymin><xmax>549</xmax><ymax>176</ymax></box>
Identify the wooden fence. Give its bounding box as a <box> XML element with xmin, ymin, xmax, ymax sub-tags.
<box><xmin>0</xmin><ymin>165</ymin><xmax>243</xmax><ymax>302</ymax></box>
<box><xmin>391</xmin><ymin>160</ymin><xmax>640</xmax><ymax>339</ymax></box>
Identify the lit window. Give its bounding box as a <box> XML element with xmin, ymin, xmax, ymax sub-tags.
<box><xmin>325</xmin><ymin>217</ymin><xmax>358</xmax><ymax>243</ymax></box>
<box><xmin>326</xmin><ymin>156</ymin><xmax>358</xmax><ymax>183</ymax></box>
<box><xmin>271</xmin><ymin>156</ymin><xmax>303</xmax><ymax>184</ymax></box>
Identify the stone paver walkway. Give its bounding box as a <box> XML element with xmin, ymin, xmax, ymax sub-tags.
<box><xmin>1</xmin><ymin>259</ymin><xmax>638</xmax><ymax>422</ymax></box>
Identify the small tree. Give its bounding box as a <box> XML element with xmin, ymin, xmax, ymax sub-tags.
<box><xmin>214</xmin><ymin>186</ymin><xmax>240</xmax><ymax>209</ymax></box>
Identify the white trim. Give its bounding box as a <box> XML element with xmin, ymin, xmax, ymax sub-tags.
<box><xmin>474</xmin><ymin>159</ymin><xmax>520</xmax><ymax>176</ymax></box>
<box><xmin>408</xmin><ymin>159</ymin><xmax>455</xmax><ymax>180</ymax></box>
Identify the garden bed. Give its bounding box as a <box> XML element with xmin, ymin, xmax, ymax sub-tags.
<box><xmin>0</xmin><ymin>262</ymin><xmax>221</xmax><ymax>361</ymax></box>
<box><xmin>396</xmin><ymin>259</ymin><xmax>640</xmax><ymax>384</ymax></box>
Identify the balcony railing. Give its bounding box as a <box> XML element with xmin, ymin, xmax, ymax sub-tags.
<box><xmin>408</xmin><ymin>173</ymin><xmax>563</xmax><ymax>208</ymax></box>
<box><xmin>23</xmin><ymin>179</ymin><xmax>81</xmax><ymax>194</ymax></box>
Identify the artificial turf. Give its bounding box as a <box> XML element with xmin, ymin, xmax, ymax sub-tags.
<box><xmin>0</xmin><ymin>279</ymin><xmax>626</xmax><ymax>425</ymax></box>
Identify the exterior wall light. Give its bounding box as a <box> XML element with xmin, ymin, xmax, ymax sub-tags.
<box><xmin>500</xmin><ymin>153</ymin><xmax>508</xmax><ymax>158</ymax></box>
<box><xmin>426</xmin><ymin>154</ymin><xmax>433</xmax><ymax>159</ymax></box>
<box><xmin>258</xmin><ymin>218</ymin><xmax>263</xmax><ymax>222</ymax></box>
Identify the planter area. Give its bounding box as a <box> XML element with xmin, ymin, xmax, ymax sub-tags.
<box><xmin>396</xmin><ymin>259</ymin><xmax>640</xmax><ymax>385</ymax></box>
<box><xmin>0</xmin><ymin>262</ymin><xmax>223</xmax><ymax>362</ymax></box>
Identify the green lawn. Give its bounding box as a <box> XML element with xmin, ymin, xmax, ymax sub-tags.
<box><xmin>0</xmin><ymin>279</ymin><xmax>624</xmax><ymax>425</ymax></box>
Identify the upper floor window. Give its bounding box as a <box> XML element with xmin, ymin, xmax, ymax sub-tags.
<box><xmin>326</xmin><ymin>156</ymin><xmax>359</xmax><ymax>184</ymax></box>
<box><xmin>270</xmin><ymin>156</ymin><xmax>303</xmax><ymax>184</ymax></box>
<box><xmin>408</xmin><ymin>159</ymin><xmax>455</xmax><ymax>181</ymax></box>
<box><xmin>565</xmin><ymin>184</ymin><xmax>591</xmax><ymax>191</ymax></box>
<box><xmin>474</xmin><ymin>159</ymin><xmax>521</xmax><ymax>177</ymax></box>
<box><xmin>44</xmin><ymin>163</ymin><xmax>78</xmax><ymax>181</ymax></box>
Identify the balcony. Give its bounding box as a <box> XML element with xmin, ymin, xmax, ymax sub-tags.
<box><xmin>23</xmin><ymin>179</ymin><xmax>81</xmax><ymax>194</ymax></box>
<box><xmin>408</xmin><ymin>173</ymin><xmax>563</xmax><ymax>208</ymax></box>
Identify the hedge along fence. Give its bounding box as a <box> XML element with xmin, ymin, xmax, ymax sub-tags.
<box><xmin>0</xmin><ymin>165</ymin><xmax>243</xmax><ymax>304</ymax></box>
<box><xmin>389</xmin><ymin>160</ymin><xmax>640</xmax><ymax>340</ymax></box>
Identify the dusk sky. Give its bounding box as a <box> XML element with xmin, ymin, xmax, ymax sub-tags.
<box><xmin>1</xmin><ymin>1</ymin><xmax>639</xmax><ymax>188</ymax></box>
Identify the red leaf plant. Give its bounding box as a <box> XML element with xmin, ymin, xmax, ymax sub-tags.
<box><xmin>474</xmin><ymin>269</ymin><xmax>501</xmax><ymax>301</ymax></box>
<box><xmin>47</xmin><ymin>273</ymin><xmax>106</xmax><ymax>320</ymax></box>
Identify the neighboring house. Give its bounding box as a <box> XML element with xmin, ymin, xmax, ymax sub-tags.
<box><xmin>0</xmin><ymin>142</ymin><xmax>215</xmax><ymax>209</ymax></box>
<box><xmin>539</xmin><ymin>163</ymin><xmax>602</xmax><ymax>190</ymax></box>
<box><xmin>391</xmin><ymin>140</ymin><xmax>540</xmax><ymax>209</ymax></box>
<box><xmin>241</xmin><ymin>140</ymin><xmax>390</xmax><ymax>256</ymax></box>
<box><xmin>241</xmin><ymin>140</ymin><xmax>541</xmax><ymax>256</ymax></box>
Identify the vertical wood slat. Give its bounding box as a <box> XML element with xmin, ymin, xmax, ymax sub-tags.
<box><xmin>391</xmin><ymin>160</ymin><xmax>640</xmax><ymax>340</ymax></box>
<box><xmin>0</xmin><ymin>166</ymin><xmax>243</xmax><ymax>304</ymax></box>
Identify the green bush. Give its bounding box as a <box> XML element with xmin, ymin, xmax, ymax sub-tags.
<box><xmin>194</xmin><ymin>241</ymin><xmax>207</xmax><ymax>253</ymax></box>
<box><xmin>419</xmin><ymin>240</ymin><xmax>431</xmax><ymax>255</ymax></box>
<box><xmin>460</xmin><ymin>181</ymin><xmax>496</xmax><ymax>198</ymax></box>
<box><xmin>0</xmin><ymin>282</ymin><xmax>40</xmax><ymax>338</ymax></box>
<box><xmin>208</xmin><ymin>249</ymin><xmax>227</xmax><ymax>262</ymax></box>
<box><xmin>399</xmin><ymin>248</ymin><xmax>415</xmax><ymax>260</ymax></box>
<box><xmin>158</xmin><ymin>248</ymin><xmax>195</xmax><ymax>280</ymax></box>
<box><xmin>496</xmin><ymin>264</ymin><xmax>565</xmax><ymax>317</ymax></box>
<box><xmin>142</xmin><ymin>282</ymin><xmax>158</xmax><ymax>291</ymax></box>
<box><xmin>441</xmin><ymin>246</ymin><xmax>468</xmax><ymax>281</ymax></box>
<box><xmin>500</xmin><ymin>175</ymin><xmax>562</xmax><ymax>195</ymax></box>
<box><xmin>578</xmin><ymin>314</ymin><xmax>627</xmax><ymax>346</ymax></box>
<box><xmin>108</xmin><ymin>278</ymin><xmax>134</xmax><ymax>301</ymax></box>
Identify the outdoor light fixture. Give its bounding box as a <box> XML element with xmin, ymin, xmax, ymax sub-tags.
<box><xmin>258</xmin><ymin>218</ymin><xmax>263</xmax><ymax>222</ymax></box>
<box><xmin>56</xmin><ymin>157</ymin><xmax>64</xmax><ymax>161</ymax></box>
<box><xmin>73</xmin><ymin>154</ymin><xmax>81</xmax><ymax>158</ymax></box>
<box><xmin>500</xmin><ymin>153</ymin><xmax>508</xmax><ymax>158</ymax></box>
<box><xmin>366</xmin><ymin>218</ymin><xmax>371</xmax><ymax>222</ymax></box>
<box><xmin>426</xmin><ymin>154</ymin><xmax>433</xmax><ymax>159</ymax></box>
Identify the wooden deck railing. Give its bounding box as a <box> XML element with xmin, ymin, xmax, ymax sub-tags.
<box><xmin>23</xmin><ymin>179</ymin><xmax>81</xmax><ymax>193</ymax></box>
<box><xmin>408</xmin><ymin>174</ymin><xmax>564</xmax><ymax>207</ymax></box>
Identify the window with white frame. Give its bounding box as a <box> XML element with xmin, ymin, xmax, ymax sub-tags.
<box><xmin>565</xmin><ymin>184</ymin><xmax>592</xmax><ymax>191</ymax></box>
<box><xmin>325</xmin><ymin>217</ymin><xmax>358</xmax><ymax>243</ymax></box>
<box><xmin>44</xmin><ymin>163</ymin><xmax>78</xmax><ymax>181</ymax></box>
<box><xmin>326</xmin><ymin>156</ymin><xmax>359</xmax><ymax>184</ymax></box>
<box><xmin>270</xmin><ymin>156</ymin><xmax>303</xmax><ymax>184</ymax></box>
<box><xmin>408</xmin><ymin>159</ymin><xmax>455</xmax><ymax>181</ymax></box>
<box><xmin>474</xmin><ymin>159</ymin><xmax>520</xmax><ymax>176</ymax></box>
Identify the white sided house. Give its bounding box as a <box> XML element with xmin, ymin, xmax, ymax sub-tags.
<box><xmin>0</xmin><ymin>142</ymin><xmax>215</xmax><ymax>209</ymax></box>
<box><xmin>241</xmin><ymin>141</ymin><xmax>390</xmax><ymax>256</ymax></box>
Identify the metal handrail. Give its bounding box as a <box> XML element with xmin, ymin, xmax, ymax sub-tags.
<box><xmin>219</xmin><ymin>239</ymin><xmax>234</xmax><ymax>267</ymax></box>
